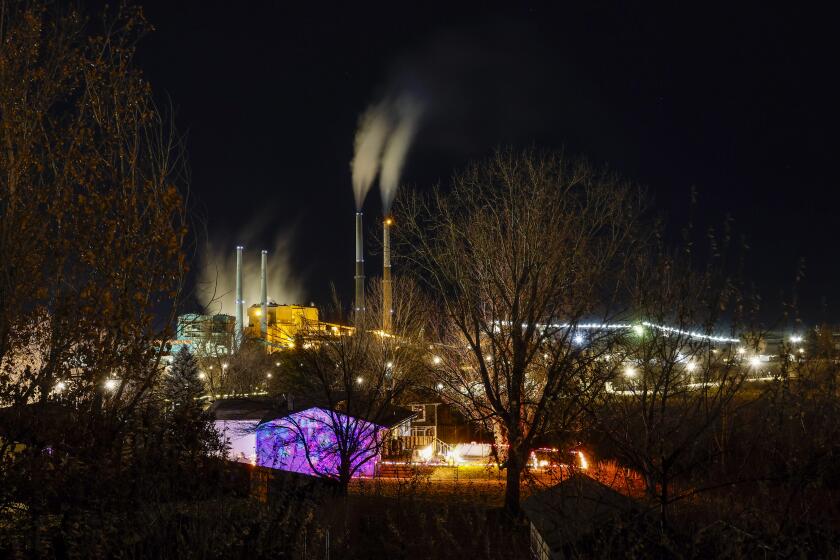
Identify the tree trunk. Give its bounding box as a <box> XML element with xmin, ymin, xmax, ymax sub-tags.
<box><xmin>504</xmin><ymin>450</ymin><xmax>523</xmax><ymax>517</ymax></box>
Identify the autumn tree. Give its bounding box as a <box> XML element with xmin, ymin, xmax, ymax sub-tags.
<box><xmin>0</xmin><ymin>0</ymin><xmax>189</xmax><ymax>525</ymax></box>
<box><xmin>395</xmin><ymin>149</ymin><xmax>642</xmax><ymax>516</ymax></box>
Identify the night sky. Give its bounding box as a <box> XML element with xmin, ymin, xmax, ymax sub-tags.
<box><xmin>135</xmin><ymin>1</ymin><xmax>838</xmax><ymax>324</ymax></box>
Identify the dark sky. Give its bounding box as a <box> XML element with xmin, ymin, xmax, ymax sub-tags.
<box><xmin>135</xmin><ymin>1</ymin><xmax>838</xmax><ymax>324</ymax></box>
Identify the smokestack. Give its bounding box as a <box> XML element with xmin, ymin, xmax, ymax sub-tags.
<box><xmin>260</xmin><ymin>249</ymin><xmax>268</xmax><ymax>337</ymax></box>
<box><xmin>383</xmin><ymin>217</ymin><xmax>393</xmax><ymax>332</ymax></box>
<box><xmin>354</xmin><ymin>212</ymin><xmax>365</xmax><ymax>318</ymax></box>
<box><xmin>235</xmin><ymin>245</ymin><xmax>244</xmax><ymax>348</ymax></box>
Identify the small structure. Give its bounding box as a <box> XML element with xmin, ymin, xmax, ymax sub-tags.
<box><xmin>522</xmin><ymin>474</ymin><xmax>641</xmax><ymax>560</ymax></box>
<box><xmin>210</xmin><ymin>397</ymin><xmax>285</xmax><ymax>464</ymax></box>
<box><xmin>256</xmin><ymin>406</ymin><xmax>414</xmax><ymax>478</ymax></box>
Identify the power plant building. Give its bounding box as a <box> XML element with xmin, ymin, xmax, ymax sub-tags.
<box><xmin>246</xmin><ymin>302</ymin><xmax>352</xmax><ymax>350</ymax></box>
<box><xmin>170</xmin><ymin>313</ymin><xmax>236</xmax><ymax>357</ymax></box>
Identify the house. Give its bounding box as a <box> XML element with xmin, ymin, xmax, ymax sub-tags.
<box><xmin>522</xmin><ymin>474</ymin><xmax>641</xmax><ymax>560</ymax></box>
<box><xmin>209</xmin><ymin>397</ymin><xmax>286</xmax><ymax>464</ymax></box>
<box><xmin>255</xmin><ymin>405</ymin><xmax>414</xmax><ymax>478</ymax></box>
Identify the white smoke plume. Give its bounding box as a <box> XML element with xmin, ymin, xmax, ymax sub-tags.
<box><xmin>197</xmin><ymin>233</ymin><xmax>304</xmax><ymax>325</ymax></box>
<box><xmin>351</xmin><ymin>93</ymin><xmax>425</xmax><ymax>212</ymax></box>
<box><xmin>351</xmin><ymin>101</ymin><xmax>392</xmax><ymax>210</ymax></box>
<box><xmin>380</xmin><ymin>95</ymin><xmax>424</xmax><ymax>212</ymax></box>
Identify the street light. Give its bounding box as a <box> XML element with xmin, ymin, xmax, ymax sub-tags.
<box><xmin>104</xmin><ymin>379</ymin><xmax>119</xmax><ymax>391</ymax></box>
<box><xmin>624</xmin><ymin>366</ymin><xmax>637</xmax><ymax>378</ymax></box>
<box><xmin>790</xmin><ymin>335</ymin><xmax>803</xmax><ymax>344</ymax></box>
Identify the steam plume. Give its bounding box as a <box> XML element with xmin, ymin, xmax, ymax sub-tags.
<box><xmin>198</xmin><ymin>233</ymin><xmax>303</xmax><ymax>323</ymax></box>
<box><xmin>351</xmin><ymin>101</ymin><xmax>392</xmax><ymax>210</ymax></box>
<box><xmin>380</xmin><ymin>96</ymin><xmax>424</xmax><ymax>212</ymax></box>
<box><xmin>351</xmin><ymin>93</ymin><xmax>425</xmax><ymax>212</ymax></box>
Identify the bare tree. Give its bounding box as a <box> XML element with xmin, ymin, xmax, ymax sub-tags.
<box><xmin>264</xmin><ymin>278</ymin><xmax>430</xmax><ymax>493</ymax></box>
<box><xmin>590</xmin><ymin>239</ymin><xmax>751</xmax><ymax>529</ymax></box>
<box><xmin>395</xmin><ymin>149</ymin><xmax>642</xmax><ymax>516</ymax></box>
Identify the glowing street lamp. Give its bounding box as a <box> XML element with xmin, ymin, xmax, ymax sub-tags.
<box><xmin>104</xmin><ymin>379</ymin><xmax>119</xmax><ymax>391</ymax></box>
<box><xmin>632</xmin><ymin>324</ymin><xmax>645</xmax><ymax>337</ymax></box>
<box><xmin>624</xmin><ymin>366</ymin><xmax>637</xmax><ymax>378</ymax></box>
<box><xmin>685</xmin><ymin>362</ymin><xmax>697</xmax><ymax>373</ymax></box>
<box><xmin>749</xmin><ymin>356</ymin><xmax>762</xmax><ymax>368</ymax></box>
<box><xmin>432</xmin><ymin>356</ymin><xmax>442</xmax><ymax>365</ymax></box>
<box><xmin>790</xmin><ymin>335</ymin><xmax>803</xmax><ymax>344</ymax></box>
<box><xmin>54</xmin><ymin>381</ymin><xmax>66</xmax><ymax>393</ymax></box>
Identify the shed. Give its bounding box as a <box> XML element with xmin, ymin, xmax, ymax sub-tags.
<box><xmin>522</xmin><ymin>474</ymin><xmax>641</xmax><ymax>560</ymax></box>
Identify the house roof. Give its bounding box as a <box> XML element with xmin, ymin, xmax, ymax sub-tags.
<box><xmin>522</xmin><ymin>474</ymin><xmax>640</xmax><ymax>554</ymax></box>
<box><xmin>209</xmin><ymin>397</ymin><xmax>287</xmax><ymax>421</ymax></box>
<box><xmin>210</xmin><ymin>397</ymin><xmax>415</xmax><ymax>428</ymax></box>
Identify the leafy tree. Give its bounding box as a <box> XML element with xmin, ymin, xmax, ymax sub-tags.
<box><xmin>0</xmin><ymin>1</ymin><xmax>190</xmax><ymax>543</ymax></box>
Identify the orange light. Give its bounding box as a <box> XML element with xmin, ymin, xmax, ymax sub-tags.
<box><xmin>385</xmin><ymin>217</ymin><xmax>394</xmax><ymax>226</ymax></box>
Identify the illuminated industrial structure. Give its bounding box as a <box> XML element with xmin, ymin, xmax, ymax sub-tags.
<box><xmin>170</xmin><ymin>313</ymin><xmax>235</xmax><ymax>356</ymax></box>
<box><xmin>245</xmin><ymin>302</ymin><xmax>352</xmax><ymax>350</ymax></box>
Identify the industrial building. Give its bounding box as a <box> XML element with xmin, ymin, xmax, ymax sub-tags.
<box><xmin>245</xmin><ymin>302</ymin><xmax>351</xmax><ymax>350</ymax></box>
<box><xmin>169</xmin><ymin>313</ymin><xmax>236</xmax><ymax>357</ymax></box>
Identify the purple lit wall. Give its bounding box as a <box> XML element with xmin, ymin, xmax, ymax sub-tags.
<box><xmin>256</xmin><ymin>407</ymin><xmax>386</xmax><ymax>479</ymax></box>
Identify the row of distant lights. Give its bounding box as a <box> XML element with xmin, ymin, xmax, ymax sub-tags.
<box><xmin>494</xmin><ymin>320</ymin><xmax>741</xmax><ymax>344</ymax></box>
<box><xmin>622</xmin><ymin>334</ymin><xmax>806</xmax><ymax>378</ymax></box>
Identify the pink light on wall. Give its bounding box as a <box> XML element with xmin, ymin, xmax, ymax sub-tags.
<box><xmin>256</xmin><ymin>407</ymin><xmax>387</xmax><ymax>479</ymax></box>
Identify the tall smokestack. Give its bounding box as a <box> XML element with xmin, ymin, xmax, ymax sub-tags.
<box><xmin>235</xmin><ymin>245</ymin><xmax>244</xmax><ymax>348</ymax></box>
<box><xmin>260</xmin><ymin>249</ymin><xmax>268</xmax><ymax>337</ymax></box>
<box><xmin>354</xmin><ymin>212</ymin><xmax>365</xmax><ymax>318</ymax></box>
<box><xmin>383</xmin><ymin>217</ymin><xmax>393</xmax><ymax>332</ymax></box>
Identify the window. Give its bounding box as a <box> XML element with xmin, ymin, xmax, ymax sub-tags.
<box><xmin>410</xmin><ymin>404</ymin><xmax>426</xmax><ymax>422</ymax></box>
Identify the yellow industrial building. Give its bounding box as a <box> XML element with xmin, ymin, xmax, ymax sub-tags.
<box><xmin>246</xmin><ymin>303</ymin><xmax>352</xmax><ymax>350</ymax></box>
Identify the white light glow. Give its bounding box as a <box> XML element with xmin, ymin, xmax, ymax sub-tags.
<box><xmin>432</xmin><ymin>355</ymin><xmax>442</xmax><ymax>365</ymax></box>
<box><xmin>104</xmin><ymin>379</ymin><xmax>119</xmax><ymax>391</ymax></box>
<box><xmin>578</xmin><ymin>450</ymin><xmax>589</xmax><ymax>470</ymax></box>
<box><xmin>624</xmin><ymin>366</ymin><xmax>637</xmax><ymax>378</ymax></box>
<box><xmin>790</xmin><ymin>335</ymin><xmax>803</xmax><ymax>344</ymax></box>
<box><xmin>685</xmin><ymin>362</ymin><xmax>697</xmax><ymax>372</ymax></box>
<box><xmin>749</xmin><ymin>356</ymin><xmax>761</xmax><ymax>367</ymax></box>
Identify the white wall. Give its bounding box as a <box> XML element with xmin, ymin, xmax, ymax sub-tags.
<box><xmin>215</xmin><ymin>419</ymin><xmax>259</xmax><ymax>464</ymax></box>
